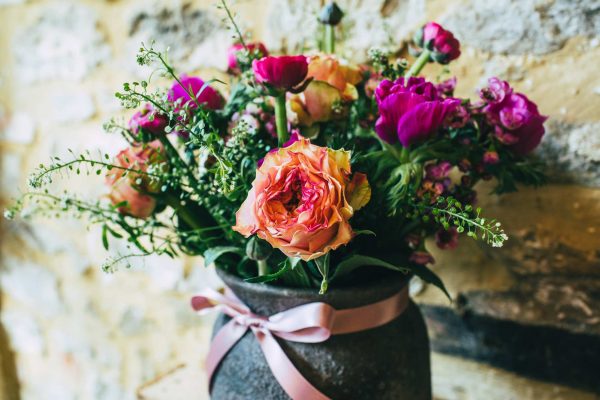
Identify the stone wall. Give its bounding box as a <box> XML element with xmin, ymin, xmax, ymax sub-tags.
<box><xmin>0</xmin><ymin>0</ymin><xmax>599</xmax><ymax>399</ymax></box>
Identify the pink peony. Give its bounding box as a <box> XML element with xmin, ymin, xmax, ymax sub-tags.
<box><xmin>233</xmin><ymin>138</ymin><xmax>371</xmax><ymax>260</ymax></box>
<box><xmin>129</xmin><ymin>104</ymin><xmax>169</xmax><ymax>136</ymax></box>
<box><xmin>422</xmin><ymin>22</ymin><xmax>461</xmax><ymax>63</ymax></box>
<box><xmin>105</xmin><ymin>141</ymin><xmax>166</xmax><ymax>219</ymax></box>
<box><xmin>252</xmin><ymin>55</ymin><xmax>309</xmax><ymax>92</ymax></box>
<box><xmin>227</xmin><ymin>42</ymin><xmax>268</xmax><ymax>72</ymax></box>
<box><xmin>168</xmin><ymin>76</ymin><xmax>224</xmax><ymax>111</ymax></box>
<box><xmin>481</xmin><ymin>78</ymin><xmax>547</xmax><ymax>155</ymax></box>
<box><xmin>375</xmin><ymin>77</ymin><xmax>460</xmax><ymax>146</ymax></box>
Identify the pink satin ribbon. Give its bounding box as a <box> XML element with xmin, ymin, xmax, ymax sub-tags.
<box><xmin>191</xmin><ymin>285</ymin><xmax>409</xmax><ymax>400</ymax></box>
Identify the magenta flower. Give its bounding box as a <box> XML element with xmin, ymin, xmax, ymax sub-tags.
<box><xmin>481</xmin><ymin>78</ymin><xmax>547</xmax><ymax>155</ymax></box>
<box><xmin>435</xmin><ymin>77</ymin><xmax>457</xmax><ymax>97</ymax></box>
<box><xmin>375</xmin><ymin>77</ymin><xmax>460</xmax><ymax>146</ymax></box>
<box><xmin>129</xmin><ymin>104</ymin><xmax>168</xmax><ymax>136</ymax></box>
<box><xmin>252</xmin><ymin>55</ymin><xmax>309</xmax><ymax>91</ymax></box>
<box><xmin>479</xmin><ymin>77</ymin><xmax>511</xmax><ymax>104</ymax></box>
<box><xmin>422</xmin><ymin>22</ymin><xmax>461</xmax><ymax>63</ymax></box>
<box><xmin>168</xmin><ymin>76</ymin><xmax>224</xmax><ymax>111</ymax></box>
<box><xmin>425</xmin><ymin>161</ymin><xmax>452</xmax><ymax>180</ymax></box>
<box><xmin>435</xmin><ymin>227</ymin><xmax>459</xmax><ymax>250</ymax></box>
<box><xmin>227</xmin><ymin>42</ymin><xmax>268</xmax><ymax>72</ymax></box>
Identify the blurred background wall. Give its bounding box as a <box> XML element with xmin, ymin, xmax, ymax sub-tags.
<box><xmin>0</xmin><ymin>0</ymin><xmax>599</xmax><ymax>399</ymax></box>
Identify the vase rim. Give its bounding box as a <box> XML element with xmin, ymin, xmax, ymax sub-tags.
<box><xmin>216</xmin><ymin>267</ymin><xmax>411</xmax><ymax>313</ymax></box>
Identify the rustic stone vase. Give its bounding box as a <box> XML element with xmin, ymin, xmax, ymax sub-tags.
<box><xmin>211</xmin><ymin>269</ymin><xmax>432</xmax><ymax>400</ymax></box>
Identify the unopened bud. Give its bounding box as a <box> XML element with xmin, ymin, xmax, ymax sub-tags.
<box><xmin>245</xmin><ymin>236</ymin><xmax>272</xmax><ymax>261</ymax></box>
<box><xmin>318</xmin><ymin>2</ymin><xmax>344</xmax><ymax>26</ymax></box>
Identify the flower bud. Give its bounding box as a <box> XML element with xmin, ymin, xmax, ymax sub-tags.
<box><xmin>245</xmin><ymin>236</ymin><xmax>272</xmax><ymax>261</ymax></box>
<box><xmin>318</xmin><ymin>2</ymin><xmax>344</xmax><ymax>26</ymax></box>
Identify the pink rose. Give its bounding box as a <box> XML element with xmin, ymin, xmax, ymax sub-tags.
<box><xmin>252</xmin><ymin>55</ymin><xmax>309</xmax><ymax>92</ymax></box>
<box><xmin>168</xmin><ymin>75</ymin><xmax>224</xmax><ymax>111</ymax></box>
<box><xmin>105</xmin><ymin>141</ymin><xmax>166</xmax><ymax>219</ymax></box>
<box><xmin>233</xmin><ymin>138</ymin><xmax>371</xmax><ymax>260</ymax></box>
<box><xmin>227</xmin><ymin>42</ymin><xmax>268</xmax><ymax>73</ymax></box>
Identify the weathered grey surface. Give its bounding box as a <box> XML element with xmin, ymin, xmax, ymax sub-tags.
<box><xmin>538</xmin><ymin>120</ymin><xmax>600</xmax><ymax>186</ymax></box>
<box><xmin>443</xmin><ymin>0</ymin><xmax>600</xmax><ymax>55</ymax></box>
<box><xmin>211</xmin><ymin>270</ymin><xmax>431</xmax><ymax>400</ymax></box>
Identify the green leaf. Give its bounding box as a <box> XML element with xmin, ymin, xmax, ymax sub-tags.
<box><xmin>245</xmin><ymin>258</ymin><xmax>296</xmax><ymax>283</ymax></box>
<box><xmin>353</xmin><ymin>229</ymin><xmax>376</xmax><ymax>237</ymax></box>
<box><xmin>279</xmin><ymin>258</ymin><xmax>313</xmax><ymax>288</ymax></box>
<box><xmin>332</xmin><ymin>254</ymin><xmax>410</xmax><ymax>281</ymax></box>
<box><xmin>101</xmin><ymin>225</ymin><xmax>109</xmax><ymax>250</ymax></box>
<box><xmin>203</xmin><ymin>246</ymin><xmax>243</xmax><ymax>267</ymax></box>
<box><xmin>406</xmin><ymin>263</ymin><xmax>451</xmax><ymax>301</ymax></box>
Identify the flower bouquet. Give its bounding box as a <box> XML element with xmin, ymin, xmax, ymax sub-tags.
<box><xmin>7</xmin><ymin>1</ymin><xmax>547</xmax><ymax>399</ymax></box>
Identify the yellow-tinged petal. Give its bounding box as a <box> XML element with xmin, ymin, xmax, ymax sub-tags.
<box><xmin>346</xmin><ymin>173</ymin><xmax>371</xmax><ymax>211</ymax></box>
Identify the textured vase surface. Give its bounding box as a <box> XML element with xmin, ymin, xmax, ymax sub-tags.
<box><xmin>211</xmin><ymin>269</ymin><xmax>432</xmax><ymax>400</ymax></box>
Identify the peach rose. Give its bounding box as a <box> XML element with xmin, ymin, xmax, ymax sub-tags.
<box><xmin>106</xmin><ymin>140</ymin><xmax>166</xmax><ymax>219</ymax></box>
<box><xmin>289</xmin><ymin>55</ymin><xmax>363</xmax><ymax>127</ymax></box>
<box><xmin>233</xmin><ymin>138</ymin><xmax>370</xmax><ymax>260</ymax></box>
<box><xmin>306</xmin><ymin>54</ymin><xmax>363</xmax><ymax>101</ymax></box>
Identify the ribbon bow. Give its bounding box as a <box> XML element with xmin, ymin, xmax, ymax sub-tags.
<box><xmin>192</xmin><ymin>286</ymin><xmax>409</xmax><ymax>400</ymax></box>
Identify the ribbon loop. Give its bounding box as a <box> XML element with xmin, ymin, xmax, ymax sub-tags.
<box><xmin>192</xmin><ymin>286</ymin><xmax>409</xmax><ymax>400</ymax></box>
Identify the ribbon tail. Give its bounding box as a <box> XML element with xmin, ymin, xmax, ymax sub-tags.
<box><xmin>206</xmin><ymin>319</ymin><xmax>248</xmax><ymax>391</ymax></box>
<box><xmin>254</xmin><ymin>328</ymin><xmax>331</xmax><ymax>400</ymax></box>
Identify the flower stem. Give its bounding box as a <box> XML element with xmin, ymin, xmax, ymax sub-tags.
<box><xmin>257</xmin><ymin>259</ymin><xmax>269</xmax><ymax>276</ymax></box>
<box><xmin>405</xmin><ymin>49</ymin><xmax>431</xmax><ymax>77</ymax></box>
<box><xmin>324</xmin><ymin>25</ymin><xmax>335</xmax><ymax>54</ymax></box>
<box><xmin>274</xmin><ymin>93</ymin><xmax>288</xmax><ymax>146</ymax></box>
<box><xmin>162</xmin><ymin>193</ymin><xmax>202</xmax><ymax>230</ymax></box>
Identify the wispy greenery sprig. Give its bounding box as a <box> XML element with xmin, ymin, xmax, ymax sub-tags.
<box><xmin>414</xmin><ymin>196</ymin><xmax>508</xmax><ymax>247</ymax></box>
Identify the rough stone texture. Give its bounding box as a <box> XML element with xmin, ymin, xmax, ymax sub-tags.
<box><xmin>1</xmin><ymin>112</ymin><xmax>35</xmax><ymax>144</ymax></box>
<box><xmin>422</xmin><ymin>303</ymin><xmax>600</xmax><ymax>393</ymax></box>
<box><xmin>212</xmin><ymin>270</ymin><xmax>430</xmax><ymax>400</ymax></box>
<box><xmin>265</xmin><ymin>0</ymin><xmax>425</xmax><ymax>60</ymax></box>
<box><xmin>0</xmin><ymin>0</ymin><xmax>600</xmax><ymax>399</ymax></box>
<box><xmin>458</xmin><ymin>277</ymin><xmax>600</xmax><ymax>336</ymax></box>
<box><xmin>50</xmin><ymin>90</ymin><xmax>96</xmax><ymax>123</ymax></box>
<box><xmin>538</xmin><ymin>120</ymin><xmax>600</xmax><ymax>186</ymax></box>
<box><xmin>443</xmin><ymin>0</ymin><xmax>600</xmax><ymax>55</ymax></box>
<box><xmin>13</xmin><ymin>2</ymin><xmax>110</xmax><ymax>83</ymax></box>
<box><xmin>127</xmin><ymin>2</ymin><xmax>232</xmax><ymax>72</ymax></box>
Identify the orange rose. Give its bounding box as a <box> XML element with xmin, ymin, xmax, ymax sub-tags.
<box><xmin>289</xmin><ymin>55</ymin><xmax>363</xmax><ymax>127</ymax></box>
<box><xmin>105</xmin><ymin>140</ymin><xmax>166</xmax><ymax>219</ymax></box>
<box><xmin>233</xmin><ymin>138</ymin><xmax>370</xmax><ymax>260</ymax></box>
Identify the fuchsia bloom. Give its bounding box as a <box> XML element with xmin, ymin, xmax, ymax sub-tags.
<box><xmin>435</xmin><ymin>227</ymin><xmax>459</xmax><ymax>250</ymax></box>
<box><xmin>227</xmin><ymin>42</ymin><xmax>268</xmax><ymax>72</ymax></box>
<box><xmin>252</xmin><ymin>55</ymin><xmax>309</xmax><ymax>91</ymax></box>
<box><xmin>480</xmin><ymin>77</ymin><xmax>547</xmax><ymax>155</ymax></box>
<box><xmin>422</xmin><ymin>22</ymin><xmax>461</xmax><ymax>64</ymax></box>
<box><xmin>233</xmin><ymin>138</ymin><xmax>371</xmax><ymax>261</ymax></box>
<box><xmin>168</xmin><ymin>76</ymin><xmax>224</xmax><ymax>110</ymax></box>
<box><xmin>129</xmin><ymin>104</ymin><xmax>169</xmax><ymax>136</ymax></box>
<box><xmin>375</xmin><ymin>77</ymin><xmax>460</xmax><ymax>147</ymax></box>
<box><xmin>105</xmin><ymin>141</ymin><xmax>166</xmax><ymax>219</ymax></box>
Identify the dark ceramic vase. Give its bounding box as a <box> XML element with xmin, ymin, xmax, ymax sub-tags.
<box><xmin>211</xmin><ymin>269</ymin><xmax>431</xmax><ymax>400</ymax></box>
